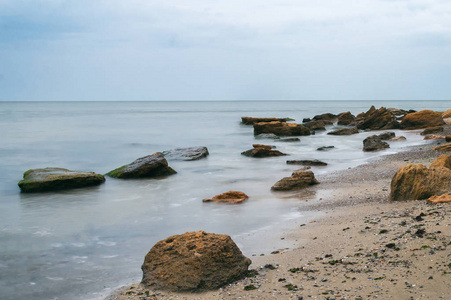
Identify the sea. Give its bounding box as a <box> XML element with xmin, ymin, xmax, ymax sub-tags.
<box><xmin>0</xmin><ymin>100</ymin><xmax>448</xmax><ymax>300</ymax></box>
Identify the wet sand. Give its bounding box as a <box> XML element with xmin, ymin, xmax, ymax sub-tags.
<box><xmin>106</xmin><ymin>129</ymin><xmax>451</xmax><ymax>300</ymax></box>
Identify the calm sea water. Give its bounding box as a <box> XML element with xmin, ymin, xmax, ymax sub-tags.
<box><xmin>0</xmin><ymin>100</ymin><xmax>448</xmax><ymax>300</ymax></box>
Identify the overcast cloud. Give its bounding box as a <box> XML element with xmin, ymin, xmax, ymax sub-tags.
<box><xmin>0</xmin><ymin>0</ymin><xmax>450</xmax><ymax>101</ymax></box>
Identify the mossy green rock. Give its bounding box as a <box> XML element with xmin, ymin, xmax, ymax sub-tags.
<box><xmin>18</xmin><ymin>168</ymin><xmax>105</xmax><ymax>193</ymax></box>
<box><xmin>106</xmin><ymin>152</ymin><xmax>176</xmax><ymax>179</ymax></box>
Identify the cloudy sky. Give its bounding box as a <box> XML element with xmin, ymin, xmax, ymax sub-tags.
<box><xmin>1</xmin><ymin>0</ymin><xmax>450</xmax><ymax>101</ymax></box>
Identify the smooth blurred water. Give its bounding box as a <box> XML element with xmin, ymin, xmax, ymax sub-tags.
<box><xmin>0</xmin><ymin>100</ymin><xmax>448</xmax><ymax>300</ymax></box>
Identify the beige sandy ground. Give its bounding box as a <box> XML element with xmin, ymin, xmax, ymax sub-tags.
<box><xmin>107</xmin><ymin>133</ymin><xmax>451</xmax><ymax>300</ymax></box>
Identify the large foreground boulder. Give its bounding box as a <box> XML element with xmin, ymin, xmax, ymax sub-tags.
<box><xmin>253</xmin><ymin>121</ymin><xmax>310</xmax><ymax>136</ymax></box>
<box><xmin>203</xmin><ymin>191</ymin><xmax>249</xmax><ymax>204</ymax></box>
<box><xmin>241</xmin><ymin>144</ymin><xmax>287</xmax><ymax>157</ymax></box>
<box><xmin>18</xmin><ymin>168</ymin><xmax>105</xmax><ymax>193</ymax></box>
<box><xmin>106</xmin><ymin>152</ymin><xmax>176</xmax><ymax>179</ymax></box>
<box><xmin>271</xmin><ymin>170</ymin><xmax>319</xmax><ymax>191</ymax></box>
<box><xmin>363</xmin><ymin>135</ymin><xmax>390</xmax><ymax>152</ymax></box>
<box><xmin>401</xmin><ymin>110</ymin><xmax>445</xmax><ymax>129</ymax></box>
<box><xmin>162</xmin><ymin>146</ymin><xmax>209</xmax><ymax>161</ymax></box>
<box><xmin>389</xmin><ymin>164</ymin><xmax>451</xmax><ymax>201</ymax></box>
<box><xmin>141</xmin><ymin>231</ymin><xmax>251</xmax><ymax>292</ymax></box>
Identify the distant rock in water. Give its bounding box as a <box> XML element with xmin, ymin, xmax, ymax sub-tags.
<box><xmin>241</xmin><ymin>117</ymin><xmax>292</xmax><ymax>125</ymax></box>
<box><xmin>317</xmin><ymin>146</ymin><xmax>335</xmax><ymax>151</ymax></box>
<box><xmin>18</xmin><ymin>168</ymin><xmax>105</xmax><ymax>193</ymax></box>
<box><xmin>106</xmin><ymin>152</ymin><xmax>176</xmax><ymax>179</ymax></box>
<box><xmin>253</xmin><ymin>121</ymin><xmax>310</xmax><ymax>136</ymax></box>
<box><xmin>302</xmin><ymin>120</ymin><xmax>331</xmax><ymax>131</ymax></box>
<box><xmin>287</xmin><ymin>159</ymin><xmax>327</xmax><ymax>166</ymax></box>
<box><xmin>162</xmin><ymin>146</ymin><xmax>209</xmax><ymax>161</ymax></box>
<box><xmin>271</xmin><ymin>170</ymin><xmax>319</xmax><ymax>191</ymax></box>
<box><xmin>141</xmin><ymin>231</ymin><xmax>251</xmax><ymax>292</ymax></box>
<box><xmin>255</xmin><ymin>133</ymin><xmax>280</xmax><ymax>139</ymax></box>
<box><xmin>363</xmin><ymin>135</ymin><xmax>390</xmax><ymax>152</ymax></box>
<box><xmin>241</xmin><ymin>144</ymin><xmax>287</xmax><ymax>158</ymax></box>
<box><xmin>327</xmin><ymin>127</ymin><xmax>359</xmax><ymax>135</ymax></box>
<box><xmin>203</xmin><ymin>191</ymin><xmax>249</xmax><ymax>204</ymax></box>
<box><xmin>312</xmin><ymin>113</ymin><xmax>337</xmax><ymax>122</ymax></box>
<box><xmin>280</xmin><ymin>137</ymin><xmax>301</xmax><ymax>142</ymax></box>
<box><xmin>337</xmin><ymin>111</ymin><xmax>356</xmax><ymax>126</ymax></box>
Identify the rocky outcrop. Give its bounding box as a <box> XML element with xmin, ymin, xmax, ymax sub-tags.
<box><xmin>253</xmin><ymin>121</ymin><xmax>310</xmax><ymax>136</ymax></box>
<box><xmin>357</xmin><ymin>106</ymin><xmax>400</xmax><ymax>130</ymax></box>
<box><xmin>434</xmin><ymin>143</ymin><xmax>451</xmax><ymax>152</ymax></box>
<box><xmin>18</xmin><ymin>168</ymin><xmax>105</xmax><ymax>193</ymax></box>
<box><xmin>241</xmin><ymin>144</ymin><xmax>286</xmax><ymax>158</ymax></box>
<box><xmin>241</xmin><ymin>117</ymin><xmax>292</xmax><ymax>125</ymax></box>
<box><xmin>427</xmin><ymin>194</ymin><xmax>451</xmax><ymax>203</ymax></box>
<box><xmin>363</xmin><ymin>135</ymin><xmax>390</xmax><ymax>152</ymax></box>
<box><xmin>389</xmin><ymin>158</ymin><xmax>451</xmax><ymax>201</ymax></box>
<box><xmin>280</xmin><ymin>137</ymin><xmax>301</xmax><ymax>142</ymax></box>
<box><xmin>430</xmin><ymin>154</ymin><xmax>451</xmax><ymax>170</ymax></box>
<box><xmin>106</xmin><ymin>152</ymin><xmax>176</xmax><ymax>179</ymax></box>
<box><xmin>141</xmin><ymin>231</ymin><xmax>251</xmax><ymax>291</ymax></box>
<box><xmin>302</xmin><ymin>120</ymin><xmax>332</xmax><ymax>131</ymax></box>
<box><xmin>337</xmin><ymin>111</ymin><xmax>356</xmax><ymax>125</ymax></box>
<box><xmin>286</xmin><ymin>159</ymin><xmax>327</xmax><ymax>166</ymax></box>
<box><xmin>401</xmin><ymin>110</ymin><xmax>445</xmax><ymax>129</ymax></box>
<box><xmin>163</xmin><ymin>147</ymin><xmax>209</xmax><ymax>161</ymax></box>
<box><xmin>312</xmin><ymin>113</ymin><xmax>337</xmax><ymax>122</ymax></box>
<box><xmin>420</xmin><ymin>126</ymin><xmax>444</xmax><ymax>136</ymax></box>
<box><xmin>203</xmin><ymin>191</ymin><xmax>249</xmax><ymax>204</ymax></box>
<box><xmin>271</xmin><ymin>170</ymin><xmax>319</xmax><ymax>191</ymax></box>
<box><xmin>327</xmin><ymin>127</ymin><xmax>359</xmax><ymax>135</ymax></box>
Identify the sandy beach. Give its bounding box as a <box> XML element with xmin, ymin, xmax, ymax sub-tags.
<box><xmin>107</xmin><ymin>129</ymin><xmax>451</xmax><ymax>300</ymax></box>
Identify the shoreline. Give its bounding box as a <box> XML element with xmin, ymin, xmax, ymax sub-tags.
<box><xmin>106</xmin><ymin>131</ymin><xmax>450</xmax><ymax>300</ymax></box>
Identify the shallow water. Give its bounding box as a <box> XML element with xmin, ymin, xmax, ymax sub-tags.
<box><xmin>0</xmin><ymin>100</ymin><xmax>447</xmax><ymax>299</ymax></box>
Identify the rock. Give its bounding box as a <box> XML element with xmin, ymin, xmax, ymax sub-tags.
<box><xmin>241</xmin><ymin>144</ymin><xmax>287</xmax><ymax>157</ymax></box>
<box><xmin>327</xmin><ymin>127</ymin><xmax>359</xmax><ymax>135</ymax></box>
<box><xmin>106</xmin><ymin>152</ymin><xmax>177</xmax><ymax>179</ymax></box>
<box><xmin>317</xmin><ymin>146</ymin><xmax>335</xmax><ymax>151</ymax></box>
<box><xmin>162</xmin><ymin>146</ymin><xmax>209</xmax><ymax>161</ymax></box>
<box><xmin>241</xmin><ymin>117</ymin><xmax>292</xmax><ymax>125</ymax></box>
<box><xmin>378</xmin><ymin>132</ymin><xmax>396</xmax><ymax>140</ymax></box>
<box><xmin>357</xmin><ymin>106</ymin><xmax>400</xmax><ymax>130</ymax></box>
<box><xmin>280</xmin><ymin>137</ymin><xmax>301</xmax><ymax>142</ymax></box>
<box><xmin>442</xmin><ymin>109</ymin><xmax>451</xmax><ymax>119</ymax></box>
<box><xmin>424</xmin><ymin>134</ymin><xmax>445</xmax><ymax>140</ymax></box>
<box><xmin>302</xmin><ymin>120</ymin><xmax>332</xmax><ymax>131</ymax></box>
<box><xmin>391</xmin><ymin>136</ymin><xmax>407</xmax><ymax>141</ymax></box>
<box><xmin>363</xmin><ymin>135</ymin><xmax>390</xmax><ymax>152</ymax></box>
<box><xmin>253</xmin><ymin>121</ymin><xmax>310</xmax><ymax>136</ymax></box>
<box><xmin>427</xmin><ymin>194</ymin><xmax>451</xmax><ymax>204</ymax></box>
<box><xmin>420</xmin><ymin>126</ymin><xmax>444</xmax><ymax>136</ymax></box>
<box><xmin>255</xmin><ymin>133</ymin><xmax>280</xmax><ymax>139</ymax></box>
<box><xmin>430</xmin><ymin>154</ymin><xmax>451</xmax><ymax>170</ymax></box>
<box><xmin>434</xmin><ymin>143</ymin><xmax>451</xmax><ymax>152</ymax></box>
<box><xmin>203</xmin><ymin>191</ymin><xmax>249</xmax><ymax>204</ymax></box>
<box><xmin>286</xmin><ymin>159</ymin><xmax>327</xmax><ymax>166</ymax></box>
<box><xmin>141</xmin><ymin>231</ymin><xmax>251</xmax><ymax>292</ymax></box>
<box><xmin>302</xmin><ymin>118</ymin><xmax>312</xmax><ymax>123</ymax></box>
<box><xmin>401</xmin><ymin>110</ymin><xmax>445</xmax><ymax>129</ymax></box>
<box><xmin>389</xmin><ymin>164</ymin><xmax>451</xmax><ymax>201</ymax></box>
<box><xmin>337</xmin><ymin>111</ymin><xmax>356</xmax><ymax>125</ymax></box>
<box><xmin>312</xmin><ymin>113</ymin><xmax>337</xmax><ymax>122</ymax></box>
<box><xmin>387</xmin><ymin>108</ymin><xmax>411</xmax><ymax>116</ymax></box>
<box><xmin>271</xmin><ymin>170</ymin><xmax>319</xmax><ymax>191</ymax></box>
<box><xmin>18</xmin><ymin>168</ymin><xmax>105</xmax><ymax>193</ymax></box>
<box><xmin>447</xmin><ymin>135</ymin><xmax>451</xmax><ymax>142</ymax></box>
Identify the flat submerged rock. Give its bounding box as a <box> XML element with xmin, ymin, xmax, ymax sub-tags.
<box><xmin>18</xmin><ymin>167</ymin><xmax>105</xmax><ymax>193</ymax></box>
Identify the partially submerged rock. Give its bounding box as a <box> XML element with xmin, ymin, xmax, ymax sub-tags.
<box><xmin>363</xmin><ymin>135</ymin><xmax>390</xmax><ymax>152</ymax></box>
<box><xmin>162</xmin><ymin>146</ymin><xmax>209</xmax><ymax>161</ymax></box>
<box><xmin>401</xmin><ymin>110</ymin><xmax>445</xmax><ymax>130</ymax></box>
<box><xmin>430</xmin><ymin>154</ymin><xmax>451</xmax><ymax>170</ymax></box>
<box><xmin>241</xmin><ymin>144</ymin><xmax>287</xmax><ymax>158</ymax></box>
<box><xmin>253</xmin><ymin>121</ymin><xmax>310</xmax><ymax>136</ymax></box>
<box><xmin>106</xmin><ymin>152</ymin><xmax>176</xmax><ymax>179</ymax></box>
<box><xmin>378</xmin><ymin>132</ymin><xmax>396</xmax><ymax>140</ymax></box>
<box><xmin>18</xmin><ymin>168</ymin><xmax>105</xmax><ymax>193</ymax></box>
<box><xmin>424</xmin><ymin>134</ymin><xmax>445</xmax><ymax>140</ymax></box>
<box><xmin>420</xmin><ymin>126</ymin><xmax>444</xmax><ymax>136</ymax></box>
<box><xmin>327</xmin><ymin>126</ymin><xmax>359</xmax><ymax>136</ymax></box>
<box><xmin>286</xmin><ymin>159</ymin><xmax>327</xmax><ymax>166</ymax></box>
<box><xmin>271</xmin><ymin>170</ymin><xmax>319</xmax><ymax>191</ymax></box>
<box><xmin>312</xmin><ymin>113</ymin><xmax>337</xmax><ymax>122</ymax></box>
<box><xmin>241</xmin><ymin>117</ymin><xmax>292</xmax><ymax>125</ymax></box>
<box><xmin>279</xmin><ymin>137</ymin><xmax>300</xmax><ymax>142</ymax></box>
<box><xmin>337</xmin><ymin>111</ymin><xmax>356</xmax><ymax>126</ymax></box>
<box><xmin>203</xmin><ymin>191</ymin><xmax>249</xmax><ymax>204</ymax></box>
<box><xmin>141</xmin><ymin>231</ymin><xmax>251</xmax><ymax>292</ymax></box>
<box><xmin>357</xmin><ymin>106</ymin><xmax>400</xmax><ymax>130</ymax></box>
<box><xmin>317</xmin><ymin>146</ymin><xmax>335</xmax><ymax>151</ymax></box>
<box><xmin>302</xmin><ymin>120</ymin><xmax>332</xmax><ymax>131</ymax></box>
<box><xmin>391</xmin><ymin>136</ymin><xmax>407</xmax><ymax>142</ymax></box>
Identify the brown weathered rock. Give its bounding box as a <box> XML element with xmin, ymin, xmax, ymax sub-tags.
<box><xmin>442</xmin><ymin>109</ymin><xmax>451</xmax><ymax>119</ymax></box>
<box><xmin>389</xmin><ymin>164</ymin><xmax>451</xmax><ymax>201</ymax></box>
<box><xmin>302</xmin><ymin>120</ymin><xmax>332</xmax><ymax>131</ymax></box>
<box><xmin>312</xmin><ymin>113</ymin><xmax>337</xmax><ymax>122</ymax></box>
<box><xmin>271</xmin><ymin>170</ymin><xmax>319</xmax><ymax>191</ymax></box>
<box><xmin>430</xmin><ymin>154</ymin><xmax>451</xmax><ymax>170</ymax></box>
<box><xmin>363</xmin><ymin>135</ymin><xmax>390</xmax><ymax>152</ymax></box>
<box><xmin>241</xmin><ymin>144</ymin><xmax>286</xmax><ymax>157</ymax></box>
<box><xmin>434</xmin><ymin>143</ymin><xmax>451</xmax><ymax>152</ymax></box>
<box><xmin>427</xmin><ymin>194</ymin><xmax>451</xmax><ymax>203</ymax></box>
<box><xmin>241</xmin><ymin>117</ymin><xmax>291</xmax><ymax>125</ymax></box>
<box><xmin>424</xmin><ymin>134</ymin><xmax>445</xmax><ymax>140</ymax></box>
<box><xmin>447</xmin><ymin>135</ymin><xmax>451</xmax><ymax>142</ymax></box>
<box><xmin>401</xmin><ymin>110</ymin><xmax>445</xmax><ymax>129</ymax></box>
<box><xmin>253</xmin><ymin>121</ymin><xmax>310</xmax><ymax>136</ymax></box>
<box><xmin>141</xmin><ymin>231</ymin><xmax>251</xmax><ymax>292</ymax></box>
<box><xmin>337</xmin><ymin>111</ymin><xmax>356</xmax><ymax>125</ymax></box>
<box><xmin>203</xmin><ymin>191</ymin><xmax>249</xmax><ymax>204</ymax></box>
<box><xmin>327</xmin><ymin>126</ymin><xmax>359</xmax><ymax>135</ymax></box>
<box><xmin>357</xmin><ymin>106</ymin><xmax>400</xmax><ymax>130</ymax></box>
<box><xmin>420</xmin><ymin>126</ymin><xmax>444</xmax><ymax>136</ymax></box>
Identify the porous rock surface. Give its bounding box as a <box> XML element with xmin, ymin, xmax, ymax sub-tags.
<box><xmin>401</xmin><ymin>110</ymin><xmax>445</xmax><ymax>129</ymax></box>
<box><xmin>271</xmin><ymin>170</ymin><xmax>319</xmax><ymax>191</ymax></box>
<box><xmin>357</xmin><ymin>106</ymin><xmax>400</xmax><ymax>130</ymax></box>
<box><xmin>141</xmin><ymin>231</ymin><xmax>251</xmax><ymax>292</ymax></box>
<box><xmin>106</xmin><ymin>152</ymin><xmax>176</xmax><ymax>179</ymax></box>
<box><xmin>18</xmin><ymin>167</ymin><xmax>105</xmax><ymax>193</ymax></box>
<box><xmin>203</xmin><ymin>191</ymin><xmax>249</xmax><ymax>204</ymax></box>
<box><xmin>253</xmin><ymin>121</ymin><xmax>310</xmax><ymax>136</ymax></box>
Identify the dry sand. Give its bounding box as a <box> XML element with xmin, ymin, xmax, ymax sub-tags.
<box><xmin>106</xmin><ymin>131</ymin><xmax>451</xmax><ymax>300</ymax></box>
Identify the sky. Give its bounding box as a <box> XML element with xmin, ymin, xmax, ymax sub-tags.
<box><xmin>0</xmin><ymin>0</ymin><xmax>450</xmax><ymax>101</ymax></box>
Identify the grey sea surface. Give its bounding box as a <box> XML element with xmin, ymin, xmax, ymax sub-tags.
<box><xmin>0</xmin><ymin>100</ymin><xmax>448</xmax><ymax>300</ymax></box>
